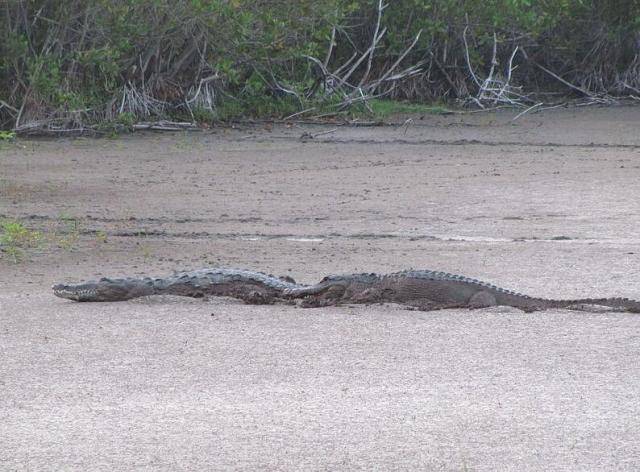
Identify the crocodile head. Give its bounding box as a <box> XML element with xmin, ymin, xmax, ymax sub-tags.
<box><xmin>52</xmin><ymin>277</ymin><xmax>146</xmax><ymax>302</ymax></box>
<box><xmin>282</xmin><ymin>273</ymin><xmax>379</xmax><ymax>298</ymax></box>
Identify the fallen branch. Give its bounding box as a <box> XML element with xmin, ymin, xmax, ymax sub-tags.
<box><xmin>283</xmin><ymin>107</ymin><xmax>317</xmax><ymax>121</ymax></box>
<box><xmin>132</xmin><ymin>120</ymin><xmax>198</xmax><ymax>131</ymax></box>
<box><xmin>312</xmin><ymin>127</ymin><xmax>338</xmax><ymax>137</ymax></box>
<box><xmin>511</xmin><ymin>102</ymin><xmax>543</xmax><ymax>121</ymax></box>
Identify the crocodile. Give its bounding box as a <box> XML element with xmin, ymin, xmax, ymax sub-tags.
<box><xmin>282</xmin><ymin>270</ymin><xmax>640</xmax><ymax>313</ymax></box>
<box><xmin>52</xmin><ymin>268</ymin><xmax>304</xmax><ymax>304</ymax></box>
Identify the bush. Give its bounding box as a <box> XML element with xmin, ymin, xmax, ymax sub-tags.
<box><xmin>1</xmin><ymin>0</ymin><xmax>639</xmax><ymax>130</ymax></box>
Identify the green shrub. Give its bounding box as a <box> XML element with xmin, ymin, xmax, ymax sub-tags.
<box><xmin>1</xmin><ymin>0</ymin><xmax>639</xmax><ymax>130</ymax></box>
<box><xmin>0</xmin><ymin>220</ymin><xmax>42</xmax><ymax>263</ymax></box>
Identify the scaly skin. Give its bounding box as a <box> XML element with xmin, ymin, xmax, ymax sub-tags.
<box><xmin>53</xmin><ymin>268</ymin><xmax>304</xmax><ymax>303</ymax></box>
<box><xmin>283</xmin><ymin>270</ymin><xmax>640</xmax><ymax>313</ymax></box>
<box><xmin>54</xmin><ymin>267</ymin><xmax>640</xmax><ymax>313</ymax></box>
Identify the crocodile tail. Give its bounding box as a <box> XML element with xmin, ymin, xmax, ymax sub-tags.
<box><xmin>551</xmin><ymin>297</ymin><xmax>640</xmax><ymax>313</ymax></box>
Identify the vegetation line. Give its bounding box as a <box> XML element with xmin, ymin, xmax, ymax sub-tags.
<box><xmin>1</xmin><ymin>1</ymin><xmax>639</xmax><ymax>134</ymax></box>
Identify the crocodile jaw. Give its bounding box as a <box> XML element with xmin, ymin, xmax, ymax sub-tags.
<box><xmin>52</xmin><ymin>283</ymin><xmax>99</xmax><ymax>302</ymax></box>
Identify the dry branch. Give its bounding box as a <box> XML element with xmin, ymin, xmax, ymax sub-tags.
<box><xmin>358</xmin><ymin>0</ymin><xmax>387</xmax><ymax>88</ymax></box>
<box><xmin>132</xmin><ymin>121</ymin><xmax>198</xmax><ymax>131</ymax></box>
<box><xmin>462</xmin><ymin>30</ymin><xmax>530</xmax><ymax>108</ymax></box>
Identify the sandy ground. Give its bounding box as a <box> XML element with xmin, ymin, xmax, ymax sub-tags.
<box><xmin>1</xmin><ymin>106</ymin><xmax>640</xmax><ymax>470</ymax></box>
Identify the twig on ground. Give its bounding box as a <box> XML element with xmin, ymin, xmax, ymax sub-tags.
<box><xmin>132</xmin><ymin>121</ymin><xmax>198</xmax><ymax>131</ymax></box>
<box><xmin>535</xmin><ymin>103</ymin><xmax>567</xmax><ymax>112</ymax></box>
<box><xmin>401</xmin><ymin>118</ymin><xmax>413</xmax><ymax>135</ymax></box>
<box><xmin>283</xmin><ymin>108</ymin><xmax>317</xmax><ymax>121</ymax></box>
<box><xmin>312</xmin><ymin>127</ymin><xmax>338</xmax><ymax>137</ymax></box>
<box><xmin>511</xmin><ymin>102</ymin><xmax>543</xmax><ymax>121</ymax></box>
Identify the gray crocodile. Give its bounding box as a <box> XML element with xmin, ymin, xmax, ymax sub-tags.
<box><xmin>53</xmin><ymin>267</ymin><xmax>640</xmax><ymax>313</ymax></box>
<box><xmin>53</xmin><ymin>268</ymin><xmax>303</xmax><ymax>303</ymax></box>
<box><xmin>283</xmin><ymin>270</ymin><xmax>640</xmax><ymax>313</ymax></box>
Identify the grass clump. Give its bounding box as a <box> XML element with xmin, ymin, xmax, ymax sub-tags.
<box><xmin>0</xmin><ymin>219</ymin><xmax>42</xmax><ymax>263</ymax></box>
<box><xmin>366</xmin><ymin>99</ymin><xmax>451</xmax><ymax>118</ymax></box>
<box><xmin>54</xmin><ymin>214</ymin><xmax>81</xmax><ymax>251</ymax></box>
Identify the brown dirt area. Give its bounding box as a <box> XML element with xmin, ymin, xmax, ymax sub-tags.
<box><xmin>2</xmin><ymin>106</ymin><xmax>640</xmax><ymax>470</ymax></box>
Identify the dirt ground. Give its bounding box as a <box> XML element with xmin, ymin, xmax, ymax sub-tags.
<box><xmin>2</xmin><ymin>106</ymin><xmax>640</xmax><ymax>470</ymax></box>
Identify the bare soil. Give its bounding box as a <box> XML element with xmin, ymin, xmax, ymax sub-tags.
<box><xmin>2</xmin><ymin>106</ymin><xmax>640</xmax><ymax>470</ymax></box>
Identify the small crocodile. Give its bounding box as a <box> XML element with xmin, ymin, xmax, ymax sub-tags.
<box><xmin>53</xmin><ymin>268</ymin><xmax>303</xmax><ymax>303</ymax></box>
<box><xmin>283</xmin><ymin>270</ymin><xmax>640</xmax><ymax>313</ymax></box>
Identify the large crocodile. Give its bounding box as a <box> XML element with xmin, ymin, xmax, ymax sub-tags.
<box><xmin>283</xmin><ymin>270</ymin><xmax>640</xmax><ymax>313</ymax></box>
<box><xmin>53</xmin><ymin>268</ymin><xmax>303</xmax><ymax>304</ymax></box>
<box><xmin>53</xmin><ymin>267</ymin><xmax>640</xmax><ymax>313</ymax></box>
